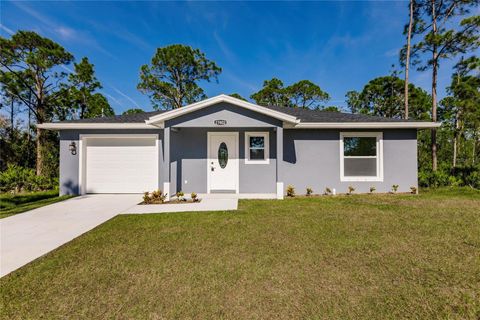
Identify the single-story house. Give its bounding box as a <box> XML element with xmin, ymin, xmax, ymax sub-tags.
<box><xmin>39</xmin><ymin>94</ymin><xmax>439</xmax><ymax>199</ymax></box>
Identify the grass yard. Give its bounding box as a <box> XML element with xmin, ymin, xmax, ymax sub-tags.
<box><xmin>1</xmin><ymin>188</ymin><xmax>479</xmax><ymax>319</ymax></box>
<box><xmin>0</xmin><ymin>190</ymin><xmax>73</xmax><ymax>219</ymax></box>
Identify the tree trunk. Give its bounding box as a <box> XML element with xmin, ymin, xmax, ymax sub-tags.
<box><xmin>404</xmin><ymin>0</ymin><xmax>414</xmax><ymax>120</ymax></box>
<box><xmin>36</xmin><ymin>126</ymin><xmax>44</xmax><ymax>176</ymax></box>
<box><xmin>9</xmin><ymin>99</ymin><xmax>14</xmax><ymax>140</ymax></box>
<box><xmin>431</xmin><ymin>0</ymin><xmax>438</xmax><ymax>171</ymax></box>
<box><xmin>473</xmin><ymin>129</ymin><xmax>478</xmax><ymax>165</ymax></box>
<box><xmin>453</xmin><ymin>117</ymin><xmax>458</xmax><ymax>167</ymax></box>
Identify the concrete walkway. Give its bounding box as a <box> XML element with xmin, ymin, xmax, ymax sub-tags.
<box><xmin>0</xmin><ymin>194</ymin><xmax>140</xmax><ymax>277</ymax></box>
<box><xmin>125</xmin><ymin>198</ymin><xmax>238</xmax><ymax>214</ymax></box>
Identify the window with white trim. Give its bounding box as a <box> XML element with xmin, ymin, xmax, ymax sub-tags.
<box><xmin>245</xmin><ymin>132</ymin><xmax>269</xmax><ymax>164</ymax></box>
<box><xmin>340</xmin><ymin>132</ymin><xmax>383</xmax><ymax>181</ymax></box>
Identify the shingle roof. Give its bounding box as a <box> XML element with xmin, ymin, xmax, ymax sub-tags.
<box><xmin>262</xmin><ymin>105</ymin><xmax>416</xmax><ymax>123</ymax></box>
<box><xmin>60</xmin><ymin>110</ymin><xmax>165</xmax><ymax>123</ymax></box>
<box><xmin>58</xmin><ymin>105</ymin><xmax>416</xmax><ymax>124</ymax></box>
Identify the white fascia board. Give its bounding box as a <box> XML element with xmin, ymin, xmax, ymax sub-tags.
<box><xmin>145</xmin><ymin>94</ymin><xmax>299</xmax><ymax>125</ymax></box>
<box><xmin>37</xmin><ymin>123</ymin><xmax>160</xmax><ymax>130</ymax></box>
<box><xmin>289</xmin><ymin>122</ymin><xmax>441</xmax><ymax>129</ymax></box>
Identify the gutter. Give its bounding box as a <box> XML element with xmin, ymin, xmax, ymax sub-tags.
<box><xmin>36</xmin><ymin>123</ymin><xmax>159</xmax><ymax>130</ymax></box>
<box><xmin>288</xmin><ymin>122</ymin><xmax>441</xmax><ymax>129</ymax></box>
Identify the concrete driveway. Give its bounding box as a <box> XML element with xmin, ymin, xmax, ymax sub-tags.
<box><xmin>0</xmin><ymin>194</ymin><xmax>140</xmax><ymax>277</ymax></box>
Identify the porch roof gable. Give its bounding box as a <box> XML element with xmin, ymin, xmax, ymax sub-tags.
<box><xmin>145</xmin><ymin>94</ymin><xmax>300</xmax><ymax>127</ymax></box>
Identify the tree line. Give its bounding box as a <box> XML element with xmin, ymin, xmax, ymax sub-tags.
<box><xmin>1</xmin><ymin>0</ymin><xmax>479</xmax><ymax>191</ymax></box>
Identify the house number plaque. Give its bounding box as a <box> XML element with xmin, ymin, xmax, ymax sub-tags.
<box><xmin>214</xmin><ymin>120</ymin><xmax>227</xmax><ymax>126</ymax></box>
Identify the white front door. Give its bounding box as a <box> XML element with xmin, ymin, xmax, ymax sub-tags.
<box><xmin>208</xmin><ymin>132</ymin><xmax>239</xmax><ymax>193</ymax></box>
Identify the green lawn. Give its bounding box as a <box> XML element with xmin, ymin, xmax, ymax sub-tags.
<box><xmin>1</xmin><ymin>188</ymin><xmax>479</xmax><ymax>319</ymax></box>
<box><xmin>0</xmin><ymin>190</ymin><xmax>73</xmax><ymax>219</ymax></box>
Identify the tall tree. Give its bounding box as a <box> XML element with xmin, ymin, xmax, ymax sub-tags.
<box><xmin>138</xmin><ymin>44</ymin><xmax>221</xmax><ymax>110</ymax></box>
<box><xmin>285</xmin><ymin>80</ymin><xmax>330</xmax><ymax>109</ymax></box>
<box><xmin>122</xmin><ymin>108</ymin><xmax>145</xmax><ymax>115</ymax></box>
<box><xmin>251</xmin><ymin>78</ymin><xmax>290</xmax><ymax>107</ymax></box>
<box><xmin>439</xmin><ymin>56</ymin><xmax>480</xmax><ymax>166</ymax></box>
<box><xmin>410</xmin><ymin>0</ymin><xmax>479</xmax><ymax>170</ymax></box>
<box><xmin>345</xmin><ymin>76</ymin><xmax>431</xmax><ymax>120</ymax></box>
<box><xmin>403</xmin><ymin>0</ymin><xmax>416</xmax><ymax>119</ymax></box>
<box><xmin>0</xmin><ymin>31</ymin><xmax>73</xmax><ymax>175</ymax></box>
<box><xmin>67</xmin><ymin>57</ymin><xmax>102</xmax><ymax>118</ymax></box>
<box><xmin>229</xmin><ymin>93</ymin><xmax>247</xmax><ymax>101</ymax></box>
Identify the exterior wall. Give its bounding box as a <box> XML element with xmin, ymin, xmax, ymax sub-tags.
<box><xmin>166</xmin><ymin>102</ymin><xmax>282</xmax><ymax>128</ymax></box>
<box><xmin>170</xmin><ymin>127</ymin><xmax>277</xmax><ymax>194</ymax></box>
<box><xmin>281</xmin><ymin>129</ymin><xmax>418</xmax><ymax>194</ymax></box>
<box><xmin>58</xmin><ymin>129</ymin><xmax>164</xmax><ymax>195</ymax></box>
<box><xmin>57</xmin><ymin>105</ymin><xmax>418</xmax><ymax>196</ymax></box>
<box><xmin>166</xmin><ymin>102</ymin><xmax>280</xmax><ymax>194</ymax></box>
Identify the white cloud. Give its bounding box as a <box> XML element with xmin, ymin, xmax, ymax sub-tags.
<box><xmin>11</xmin><ymin>1</ymin><xmax>115</xmax><ymax>58</ymax></box>
<box><xmin>0</xmin><ymin>23</ymin><xmax>14</xmax><ymax>35</ymax></box>
<box><xmin>213</xmin><ymin>31</ymin><xmax>236</xmax><ymax>63</ymax></box>
<box><xmin>104</xmin><ymin>93</ymin><xmax>123</xmax><ymax>107</ymax></box>
<box><xmin>60</xmin><ymin>65</ymin><xmax>74</xmax><ymax>73</ymax></box>
<box><xmin>55</xmin><ymin>26</ymin><xmax>76</xmax><ymax>40</ymax></box>
<box><xmin>110</xmin><ymin>86</ymin><xmax>140</xmax><ymax>108</ymax></box>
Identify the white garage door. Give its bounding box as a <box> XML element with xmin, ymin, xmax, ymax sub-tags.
<box><xmin>85</xmin><ymin>136</ymin><xmax>158</xmax><ymax>193</ymax></box>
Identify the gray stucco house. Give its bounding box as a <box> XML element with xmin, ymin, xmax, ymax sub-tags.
<box><xmin>39</xmin><ymin>94</ymin><xmax>439</xmax><ymax>199</ymax></box>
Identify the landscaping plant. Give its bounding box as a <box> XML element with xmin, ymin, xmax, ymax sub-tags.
<box><xmin>392</xmin><ymin>185</ymin><xmax>399</xmax><ymax>193</ymax></box>
<box><xmin>286</xmin><ymin>185</ymin><xmax>295</xmax><ymax>197</ymax></box>
<box><xmin>191</xmin><ymin>192</ymin><xmax>199</xmax><ymax>202</ymax></box>
<box><xmin>176</xmin><ymin>191</ymin><xmax>185</xmax><ymax>201</ymax></box>
<box><xmin>143</xmin><ymin>192</ymin><xmax>152</xmax><ymax>204</ymax></box>
<box><xmin>306</xmin><ymin>187</ymin><xmax>313</xmax><ymax>196</ymax></box>
<box><xmin>324</xmin><ymin>187</ymin><xmax>332</xmax><ymax>195</ymax></box>
<box><xmin>347</xmin><ymin>186</ymin><xmax>355</xmax><ymax>195</ymax></box>
<box><xmin>369</xmin><ymin>186</ymin><xmax>376</xmax><ymax>193</ymax></box>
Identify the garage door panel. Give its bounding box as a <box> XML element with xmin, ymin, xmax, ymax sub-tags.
<box><xmin>85</xmin><ymin>137</ymin><xmax>158</xmax><ymax>194</ymax></box>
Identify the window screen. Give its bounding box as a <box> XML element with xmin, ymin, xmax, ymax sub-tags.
<box><xmin>343</xmin><ymin>136</ymin><xmax>378</xmax><ymax>178</ymax></box>
<box><xmin>249</xmin><ymin>136</ymin><xmax>265</xmax><ymax>160</ymax></box>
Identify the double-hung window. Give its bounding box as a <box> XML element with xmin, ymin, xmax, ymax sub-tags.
<box><xmin>340</xmin><ymin>132</ymin><xmax>383</xmax><ymax>181</ymax></box>
<box><xmin>245</xmin><ymin>132</ymin><xmax>269</xmax><ymax>164</ymax></box>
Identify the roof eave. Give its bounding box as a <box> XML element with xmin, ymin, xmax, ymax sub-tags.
<box><xmin>289</xmin><ymin>122</ymin><xmax>441</xmax><ymax>129</ymax></box>
<box><xmin>37</xmin><ymin>123</ymin><xmax>160</xmax><ymax>130</ymax></box>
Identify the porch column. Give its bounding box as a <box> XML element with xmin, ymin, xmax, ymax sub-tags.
<box><xmin>276</xmin><ymin>126</ymin><xmax>284</xmax><ymax>199</ymax></box>
<box><xmin>163</xmin><ymin>126</ymin><xmax>170</xmax><ymax>201</ymax></box>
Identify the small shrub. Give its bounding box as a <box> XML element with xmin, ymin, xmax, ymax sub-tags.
<box><xmin>347</xmin><ymin>186</ymin><xmax>355</xmax><ymax>195</ymax></box>
<box><xmin>191</xmin><ymin>192</ymin><xmax>199</xmax><ymax>202</ymax></box>
<box><xmin>306</xmin><ymin>187</ymin><xmax>313</xmax><ymax>196</ymax></box>
<box><xmin>176</xmin><ymin>190</ymin><xmax>185</xmax><ymax>201</ymax></box>
<box><xmin>410</xmin><ymin>186</ymin><xmax>417</xmax><ymax>194</ymax></box>
<box><xmin>0</xmin><ymin>164</ymin><xmax>57</xmax><ymax>193</ymax></box>
<box><xmin>143</xmin><ymin>192</ymin><xmax>151</xmax><ymax>204</ymax></box>
<box><xmin>418</xmin><ymin>170</ymin><xmax>450</xmax><ymax>188</ymax></box>
<box><xmin>286</xmin><ymin>185</ymin><xmax>295</xmax><ymax>197</ymax></box>
<box><xmin>151</xmin><ymin>190</ymin><xmax>167</xmax><ymax>203</ymax></box>
<box><xmin>369</xmin><ymin>186</ymin><xmax>376</xmax><ymax>193</ymax></box>
<box><xmin>391</xmin><ymin>185</ymin><xmax>399</xmax><ymax>193</ymax></box>
<box><xmin>324</xmin><ymin>187</ymin><xmax>332</xmax><ymax>195</ymax></box>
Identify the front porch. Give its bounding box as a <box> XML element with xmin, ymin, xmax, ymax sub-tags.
<box><xmin>161</xmin><ymin>126</ymin><xmax>284</xmax><ymax>200</ymax></box>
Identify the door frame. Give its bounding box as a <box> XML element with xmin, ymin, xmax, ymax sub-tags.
<box><xmin>78</xmin><ymin>134</ymin><xmax>160</xmax><ymax>195</ymax></box>
<box><xmin>206</xmin><ymin>132</ymin><xmax>239</xmax><ymax>194</ymax></box>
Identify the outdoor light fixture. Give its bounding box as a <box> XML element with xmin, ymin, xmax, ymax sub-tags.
<box><xmin>69</xmin><ymin>141</ymin><xmax>77</xmax><ymax>155</ymax></box>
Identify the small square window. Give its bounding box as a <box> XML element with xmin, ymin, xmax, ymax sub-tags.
<box><xmin>245</xmin><ymin>132</ymin><xmax>269</xmax><ymax>164</ymax></box>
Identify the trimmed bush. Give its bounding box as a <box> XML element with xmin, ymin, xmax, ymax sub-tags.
<box><xmin>286</xmin><ymin>185</ymin><xmax>295</xmax><ymax>197</ymax></box>
<box><xmin>306</xmin><ymin>187</ymin><xmax>313</xmax><ymax>196</ymax></box>
<box><xmin>0</xmin><ymin>165</ymin><xmax>57</xmax><ymax>193</ymax></box>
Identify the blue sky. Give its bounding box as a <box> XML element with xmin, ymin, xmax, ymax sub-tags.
<box><xmin>0</xmin><ymin>1</ymin><xmax>470</xmax><ymax>114</ymax></box>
